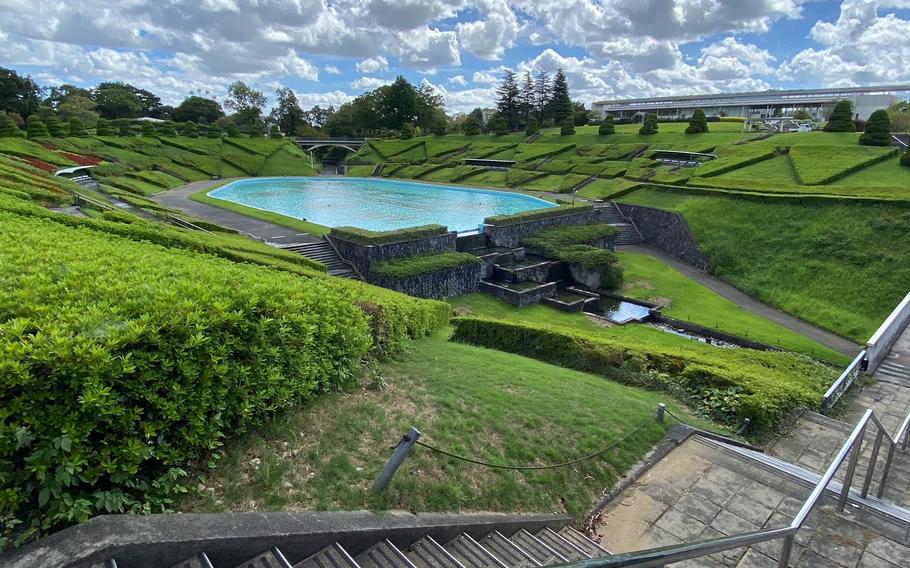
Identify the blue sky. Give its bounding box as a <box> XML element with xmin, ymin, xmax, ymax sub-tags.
<box><xmin>1</xmin><ymin>0</ymin><xmax>909</xmax><ymax>113</ymax></box>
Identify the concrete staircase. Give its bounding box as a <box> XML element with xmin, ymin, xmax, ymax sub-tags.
<box><xmin>594</xmin><ymin>202</ymin><xmax>643</xmax><ymax>246</ymax></box>
<box><xmin>279</xmin><ymin>240</ymin><xmax>360</xmax><ymax>279</ymax></box>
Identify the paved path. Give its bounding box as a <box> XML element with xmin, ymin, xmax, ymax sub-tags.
<box><xmin>151</xmin><ymin>179</ymin><xmax>320</xmax><ymax>245</ymax></box>
<box><xmin>617</xmin><ymin>244</ymin><xmax>861</xmax><ymax>358</ymax></box>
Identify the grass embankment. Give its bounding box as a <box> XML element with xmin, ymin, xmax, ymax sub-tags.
<box><xmin>180</xmin><ymin>331</ymin><xmax>719</xmax><ymax>519</ymax></box>
<box><xmin>618</xmin><ymin>188</ymin><xmax>910</xmax><ymax>341</ymax></box>
<box><xmin>617</xmin><ymin>252</ymin><xmax>848</xmax><ymax>363</ymax></box>
<box><xmin>190</xmin><ymin>185</ymin><xmax>330</xmax><ymax>236</ymax></box>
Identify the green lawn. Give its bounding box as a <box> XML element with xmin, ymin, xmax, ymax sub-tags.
<box><xmin>617</xmin><ymin>252</ymin><xmax>849</xmax><ymax>363</ymax></box>
<box><xmin>190</xmin><ymin>185</ymin><xmax>330</xmax><ymax>235</ymax></box>
<box><xmin>576</xmin><ymin>178</ymin><xmax>640</xmax><ymax>200</ymax></box>
<box><xmin>179</xmin><ymin>330</ymin><xmax>721</xmax><ymax>520</ymax></box>
<box><xmin>830</xmin><ymin>155</ymin><xmax>910</xmax><ymax>188</ymax></box>
<box><xmin>617</xmin><ymin>187</ymin><xmax>910</xmax><ymax>342</ymax></box>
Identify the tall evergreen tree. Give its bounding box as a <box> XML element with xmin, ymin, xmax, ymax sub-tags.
<box><xmin>495</xmin><ymin>70</ymin><xmax>521</xmax><ymax>131</ymax></box>
<box><xmin>824</xmin><ymin>100</ymin><xmax>856</xmax><ymax>132</ymax></box>
<box><xmin>859</xmin><ymin>110</ymin><xmax>891</xmax><ymax>146</ymax></box>
<box><xmin>685</xmin><ymin>109</ymin><xmax>709</xmax><ymax>134</ymax></box>
<box><xmin>534</xmin><ymin>70</ymin><xmax>551</xmax><ymax>123</ymax></box>
<box><xmin>140</xmin><ymin>121</ymin><xmax>157</xmax><ymax>137</ymax></box>
<box><xmin>518</xmin><ymin>71</ymin><xmax>535</xmax><ymax>128</ymax></box>
<box><xmin>525</xmin><ymin>116</ymin><xmax>539</xmax><ymax>136</ymax></box>
<box><xmin>463</xmin><ymin>116</ymin><xmax>481</xmax><ymax>135</ymax></box>
<box><xmin>639</xmin><ymin>113</ymin><xmax>659</xmax><ymax>135</ymax></box>
<box><xmin>549</xmin><ymin>69</ymin><xmax>573</xmax><ymax>125</ymax></box>
<box><xmin>26</xmin><ymin>115</ymin><xmax>48</xmax><ymax>138</ymax></box>
<box><xmin>560</xmin><ymin>116</ymin><xmax>575</xmax><ymax>136</ymax></box>
<box><xmin>598</xmin><ymin>115</ymin><xmax>615</xmax><ymax>135</ymax></box>
<box><xmin>67</xmin><ymin>117</ymin><xmax>87</xmax><ymax>137</ymax></box>
<box><xmin>490</xmin><ymin>114</ymin><xmax>509</xmax><ymax>136</ymax></box>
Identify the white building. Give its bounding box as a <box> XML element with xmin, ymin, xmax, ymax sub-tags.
<box><xmin>591</xmin><ymin>85</ymin><xmax>910</xmax><ymax>122</ymax></box>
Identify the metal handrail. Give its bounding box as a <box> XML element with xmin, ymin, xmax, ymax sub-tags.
<box><xmin>555</xmin><ymin>408</ymin><xmax>908</xmax><ymax>568</ymax></box>
<box><xmin>822</xmin><ymin>349</ymin><xmax>867</xmax><ymax>409</ymax></box>
<box><xmin>323</xmin><ymin>235</ymin><xmax>364</xmax><ymax>279</ymax></box>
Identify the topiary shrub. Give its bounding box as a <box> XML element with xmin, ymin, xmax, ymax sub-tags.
<box><xmin>525</xmin><ymin>117</ymin><xmax>539</xmax><ymax>136</ymax></box>
<box><xmin>181</xmin><ymin>121</ymin><xmax>199</xmax><ymax>138</ymax></box>
<box><xmin>433</xmin><ymin>121</ymin><xmax>447</xmax><ymax>136</ymax></box>
<box><xmin>114</xmin><ymin>118</ymin><xmax>132</xmax><ymax>136</ymax></box>
<box><xmin>0</xmin><ymin>114</ymin><xmax>22</xmax><ymax>138</ymax></box>
<box><xmin>158</xmin><ymin>121</ymin><xmax>178</xmax><ymax>137</ymax></box>
<box><xmin>824</xmin><ymin>100</ymin><xmax>856</xmax><ymax>132</ymax></box>
<box><xmin>205</xmin><ymin>124</ymin><xmax>222</xmax><ymax>138</ymax></box>
<box><xmin>26</xmin><ymin>116</ymin><xmax>49</xmax><ymax>139</ymax></box>
<box><xmin>560</xmin><ymin>117</ymin><xmax>576</xmax><ymax>136</ymax></box>
<box><xmin>859</xmin><ymin>110</ymin><xmax>892</xmax><ymax>147</ymax></box>
<box><xmin>67</xmin><ymin>117</ymin><xmax>87</xmax><ymax>137</ymax></box>
<box><xmin>492</xmin><ymin>116</ymin><xmax>509</xmax><ymax>136</ymax></box>
<box><xmin>269</xmin><ymin>124</ymin><xmax>282</xmax><ymax>138</ymax></box>
<box><xmin>45</xmin><ymin>116</ymin><xmax>68</xmax><ymax>137</ymax></box>
<box><xmin>902</xmin><ymin>150</ymin><xmax>910</xmax><ymax>168</ymax></box>
<box><xmin>140</xmin><ymin>121</ymin><xmax>158</xmax><ymax>137</ymax></box>
<box><xmin>639</xmin><ymin>113</ymin><xmax>658</xmax><ymax>135</ymax></box>
<box><xmin>598</xmin><ymin>115</ymin><xmax>615</xmax><ymax>135</ymax></box>
<box><xmin>463</xmin><ymin>117</ymin><xmax>481</xmax><ymax>136</ymax></box>
<box><xmin>399</xmin><ymin>122</ymin><xmax>414</xmax><ymax>140</ymax></box>
<box><xmin>685</xmin><ymin>109</ymin><xmax>709</xmax><ymax>134</ymax></box>
<box><xmin>95</xmin><ymin>118</ymin><xmax>115</xmax><ymax>136</ymax></box>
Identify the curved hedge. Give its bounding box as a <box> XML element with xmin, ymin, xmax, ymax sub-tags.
<box><xmin>483</xmin><ymin>204</ymin><xmax>593</xmax><ymax>226</ymax></box>
<box><xmin>371</xmin><ymin>251</ymin><xmax>481</xmax><ymax>278</ymax></box>
<box><xmin>330</xmin><ymin>224</ymin><xmax>449</xmax><ymax>245</ymax></box>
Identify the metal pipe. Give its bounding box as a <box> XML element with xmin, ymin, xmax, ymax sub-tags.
<box><xmin>839</xmin><ymin>421</ymin><xmax>866</xmax><ymax>511</ymax></box>
<box><xmin>777</xmin><ymin>535</ymin><xmax>794</xmax><ymax>568</ymax></box>
<box><xmin>878</xmin><ymin>443</ymin><xmax>896</xmax><ymax>499</ymax></box>
<box><xmin>372</xmin><ymin>427</ymin><xmax>420</xmax><ymax>493</ymax></box>
<box><xmin>862</xmin><ymin>429</ymin><xmax>884</xmax><ymax>498</ymax></box>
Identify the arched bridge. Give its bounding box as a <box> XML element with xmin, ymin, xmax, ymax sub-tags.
<box><xmin>294</xmin><ymin>138</ymin><xmax>366</xmax><ymax>153</ymax></box>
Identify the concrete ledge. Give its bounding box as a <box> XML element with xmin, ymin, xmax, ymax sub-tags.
<box><xmin>2</xmin><ymin>511</ymin><xmax>570</xmax><ymax>568</ymax></box>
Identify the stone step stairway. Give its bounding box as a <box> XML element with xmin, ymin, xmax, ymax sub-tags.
<box><xmin>98</xmin><ymin>525</ymin><xmax>608</xmax><ymax>568</ymax></box>
<box><xmin>279</xmin><ymin>240</ymin><xmax>360</xmax><ymax>279</ymax></box>
<box><xmin>594</xmin><ymin>202</ymin><xmax>643</xmax><ymax>246</ymax></box>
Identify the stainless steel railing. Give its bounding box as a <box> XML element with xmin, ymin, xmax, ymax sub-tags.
<box><xmin>821</xmin><ymin>349</ymin><xmax>867</xmax><ymax>410</ymax></box>
<box><xmin>555</xmin><ymin>407</ymin><xmax>910</xmax><ymax>568</ymax></box>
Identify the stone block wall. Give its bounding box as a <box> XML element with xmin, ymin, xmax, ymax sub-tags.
<box><xmin>329</xmin><ymin>232</ymin><xmax>458</xmax><ymax>277</ymax></box>
<box><xmin>615</xmin><ymin>203</ymin><xmax>708</xmax><ymax>268</ymax></box>
<box><xmin>483</xmin><ymin>210</ymin><xmax>600</xmax><ymax>248</ymax></box>
<box><xmin>369</xmin><ymin>262</ymin><xmax>483</xmax><ymax>299</ymax></box>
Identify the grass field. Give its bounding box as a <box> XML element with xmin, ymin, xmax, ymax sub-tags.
<box><xmin>618</xmin><ymin>187</ymin><xmax>910</xmax><ymax>341</ymax></box>
<box><xmin>190</xmin><ymin>185</ymin><xmax>330</xmax><ymax>235</ymax></box>
<box><xmin>179</xmin><ymin>330</ymin><xmax>722</xmax><ymax>520</ymax></box>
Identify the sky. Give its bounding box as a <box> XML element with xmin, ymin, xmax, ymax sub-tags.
<box><xmin>2</xmin><ymin>0</ymin><xmax>910</xmax><ymax>114</ymax></box>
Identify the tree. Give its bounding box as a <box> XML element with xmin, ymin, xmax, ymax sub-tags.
<box><xmin>140</xmin><ymin>121</ymin><xmax>158</xmax><ymax>137</ymax></box>
<box><xmin>174</xmin><ymin>96</ymin><xmax>224</xmax><ymax>124</ymax></box>
<box><xmin>534</xmin><ymin>70</ymin><xmax>551</xmax><ymax>123</ymax></box>
<box><xmin>158</xmin><ymin>121</ymin><xmax>178</xmax><ymax>137</ymax></box>
<box><xmin>549</xmin><ymin>69</ymin><xmax>573</xmax><ymax>125</ymax></box>
<box><xmin>57</xmin><ymin>95</ymin><xmax>99</xmax><ymax>127</ymax></box>
<box><xmin>463</xmin><ymin>116</ymin><xmax>481</xmax><ymax>135</ymax></box>
<box><xmin>859</xmin><ymin>110</ymin><xmax>892</xmax><ymax>147</ymax></box>
<box><xmin>67</xmin><ymin>117</ymin><xmax>87</xmax><ymax>137</ymax></box>
<box><xmin>792</xmin><ymin>108</ymin><xmax>811</xmax><ymax>120</ymax></box>
<box><xmin>824</xmin><ymin>100</ymin><xmax>856</xmax><ymax>132</ymax></box>
<box><xmin>415</xmin><ymin>82</ymin><xmax>445</xmax><ymax>131</ymax></box>
<box><xmin>886</xmin><ymin>101</ymin><xmax>910</xmax><ymax>133</ymax></box>
<box><xmin>685</xmin><ymin>109</ymin><xmax>709</xmax><ymax>134</ymax></box>
<box><xmin>205</xmin><ymin>123</ymin><xmax>222</xmax><ymax>138</ymax></box>
<box><xmin>26</xmin><ymin>115</ymin><xmax>49</xmax><ymax>139</ymax></box>
<box><xmin>181</xmin><ymin>122</ymin><xmax>199</xmax><ymax>138</ymax></box>
<box><xmin>572</xmin><ymin>101</ymin><xmax>588</xmax><ymax>126</ymax></box>
<box><xmin>269</xmin><ymin>87</ymin><xmax>305</xmax><ymax>135</ymax></box>
<box><xmin>377</xmin><ymin>76</ymin><xmax>419</xmax><ymax>130</ymax></box>
<box><xmin>488</xmin><ymin>114</ymin><xmax>508</xmax><ymax>136</ymax></box>
<box><xmin>495</xmin><ymin>70</ymin><xmax>521</xmax><ymax>131</ymax></box>
<box><xmin>560</xmin><ymin>116</ymin><xmax>575</xmax><ymax>136</ymax></box>
<box><xmin>0</xmin><ymin>114</ymin><xmax>22</xmax><ymax>137</ymax></box>
<box><xmin>45</xmin><ymin>115</ymin><xmax>67</xmax><ymax>137</ymax></box>
<box><xmin>269</xmin><ymin>124</ymin><xmax>282</xmax><ymax>138</ymax></box>
<box><xmin>302</xmin><ymin>105</ymin><xmax>334</xmax><ymax>128</ymax></box>
<box><xmin>399</xmin><ymin>122</ymin><xmax>415</xmax><ymax>139</ymax></box>
<box><xmin>93</xmin><ymin>82</ymin><xmax>143</xmax><ymax>119</ymax></box>
<box><xmin>224</xmin><ymin>81</ymin><xmax>267</xmax><ymax>127</ymax></box>
<box><xmin>95</xmin><ymin>118</ymin><xmax>115</xmax><ymax>136</ymax></box>
<box><xmin>525</xmin><ymin>116</ymin><xmax>539</xmax><ymax>136</ymax></box>
<box><xmin>598</xmin><ymin>115</ymin><xmax>615</xmax><ymax>135</ymax></box>
<box><xmin>519</xmin><ymin>71</ymin><xmax>535</xmax><ymax>128</ymax></box>
<box><xmin>902</xmin><ymin>149</ymin><xmax>910</xmax><ymax>168</ymax></box>
<box><xmin>225</xmin><ymin>123</ymin><xmax>242</xmax><ymax>138</ymax></box>
<box><xmin>113</xmin><ymin>118</ymin><xmax>132</xmax><ymax>136</ymax></box>
<box><xmin>44</xmin><ymin>84</ymin><xmax>92</xmax><ymax>109</ymax></box>
<box><xmin>433</xmin><ymin>120</ymin><xmax>447</xmax><ymax>136</ymax></box>
<box><xmin>639</xmin><ymin>113</ymin><xmax>659</xmax><ymax>135</ymax></box>
<box><xmin>0</xmin><ymin>67</ymin><xmax>42</xmax><ymax>117</ymax></box>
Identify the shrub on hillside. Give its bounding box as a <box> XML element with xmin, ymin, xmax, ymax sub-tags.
<box><xmin>140</xmin><ymin>121</ymin><xmax>158</xmax><ymax>137</ymax></box>
<box><xmin>0</xmin><ymin>114</ymin><xmax>23</xmax><ymax>138</ymax></box>
<box><xmin>685</xmin><ymin>109</ymin><xmax>709</xmax><ymax>134</ymax></box>
<box><xmin>399</xmin><ymin>122</ymin><xmax>415</xmax><ymax>140</ymax></box>
<box><xmin>45</xmin><ymin>116</ymin><xmax>67</xmax><ymax>137</ymax></box>
<box><xmin>26</xmin><ymin>116</ymin><xmax>49</xmax><ymax>139</ymax></box>
<box><xmin>484</xmin><ymin>204</ymin><xmax>593</xmax><ymax>225</ymax></box>
<box><xmin>463</xmin><ymin>117</ymin><xmax>481</xmax><ymax>136</ymax></box>
<box><xmin>269</xmin><ymin>124</ymin><xmax>282</xmax><ymax>138</ymax></box>
<box><xmin>824</xmin><ymin>100</ymin><xmax>856</xmax><ymax>132</ymax></box>
<box><xmin>114</xmin><ymin>118</ymin><xmax>132</xmax><ymax>136</ymax></box>
<box><xmin>433</xmin><ymin>121</ymin><xmax>447</xmax><ymax>136</ymax></box>
<box><xmin>95</xmin><ymin>118</ymin><xmax>115</xmax><ymax>136</ymax></box>
<box><xmin>902</xmin><ymin>150</ymin><xmax>910</xmax><ymax>168</ymax></box>
<box><xmin>329</xmin><ymin>224</ymin><xmax>449</xmax><ymax>245</ymax></box>
<box><xmin>859</xmin><ymin>110</ymin><xmax>892</xmax><ymax>147</ymax></box>
<box><xmin>492</xmin><ymin>116</ymin><xmax>509</xmax><ymax>136</ymax></box>
<box><xmin>225</xmin><ymin>123</ymin><xmax>242</xmax><ymax>137</ymax></box>
<box><xmin>181</xmin><ymin>122</ymin><xmax>199</xmax><ymax>138</ymax></box>
<box><xmin>560</xmin><ymin>117</ymin><xmax>576</xmax><ymax>136</ymax></box>
<box><xmin>639</xmin><ymin>113</ymin><xmax>658</xmax><ymax>135</ymax></box>
<box><xmin>521</xmin><ymin>223</ymin><xmax>618</xmax><ymax>253</ymax></box>
<box><xmin>158</xmin><ymin>121</ymin><xmax>178</xmax><ymax>137</ymax></box>
<box><xmin>598</xmin><ymin>115</ymin><xmax>615</xmax><ymax>135</ymax></box>
<box><xmin>67</xmin><ymin>117</ymin><xmax>88</xmax><ymax>137</ymax></box>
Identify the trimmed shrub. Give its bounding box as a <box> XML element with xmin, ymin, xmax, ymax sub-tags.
<box><xmin>182</xmin><ymin>122</ymin><xmax>199</xmax><ymax>138</ymax></box>
<box><xmin>639</xmin><ymin>113</ymin><xmax>658</xmax><ymax>135</ymax></box>
<box><xmin>433</xmin><ymin>121</ymin><xmax>448</xmax><ymax>136</ymax></box>
<box><xmin>685</xmin><ymin>109</ymin><xmax>709</xmax><ymax>134</ymax></box>
<box><xmin>114</xmin><ymin>118</ymin><xmax>132</xmax><ymax>136</ymax></box>
<box><xmin>45</xmin><ymin>116</ymin><xmax>68</xmax><ymax>137</ymax></box>
<box><xmin>824</xmin><ymin>100</ymin><xmax>856</xmax><ymax>132</ymax></box>
<box><xmin>525</xmin><ymin>117</ymin><xmax>539</xmax><ymax>136</ymax></box>
<box><xmin>902</xmin><ymin>150</ymin><xmax>910</xmax><ymax>168</ymax></box>
<box><xmin>560</xmin><ymin>117</ymin><xmax>576</xmax><ymax>136</ymax></box>
<box><xmin>859</xmin><ymin>110</ymin><xmax>891</xmax><ymax>147</ymax></box>
<box><xmin>371</xmin><ymin>251</ymin><xmax>481</xmax><ymax>278</ymax></box>
<box><xmin>95</xmin><ymin>118</ymin><xmax>115</xmax><ymax>136</ymax></box>
<box><xmin>521</xmin><ymin>223</ymin><xmax>618</xmax><ymax>252</ymax></box>
<box><xmin>226</xmin><ymin>123</ymin><xmax>242</xmax><ymax>138</ymax></box>
<box><xmin>26</xmin><ymin>116</ymin><xmax>49</xmax><ymax>139</ymax></box>
<box><xmin>140</xmin><ymin>121</ymin><xmax>158</xmax><ymax>137</ymax></box>
<box><xmin>399</xmin><ymin>122</ymin><xmax>415</xmax><ymax>140</ymax></box>
<box><xmin>329</xmin><ymin>224</ymin><xmax>449</xmax><ymax>245</ymax></box>
<box><xmin>158</xmin><ymin>121</ymin><xmax>178</xmax><ymax>137</ymax></box>
<box><xmin>450</xmin><ymin>317</ymin><xmax>832</xmax><ymax>434</ymax></box>
<box><xmin>67</xmin><ymin>117</ymin><xmax>87</xmax><ymax>137</ymax></box>
<box><xmin>269</xmin><ymin>124</ymin><xmax>282</xmax><ymax>138</ymax></box>
<box><xmin>463</xmin><ymin>117</ymin><xmax>481</xmax><ymax>136</ymax></box>
<box><xmin>598</xmin><ymin>115</ymin><xmax>615</xmax><ymax>135</ymax></box>
<box><xmin>484</xmin><ymin>204</ymin><xmax>593</xmax><ymax>225</ymax></box>
<box><xmin>548</xmin><ymin>244</ymin><xmax>617</xmax><ymax>268</ymax></box>
<box><xmin>0</xmin><ymin>114</ymin><xmax>23</xmax><ymax>137</ymax></box>
<box><xmin>492</xmin><ymin>116</ymin><xmax>509</xmax><ymax>136</ymax></box>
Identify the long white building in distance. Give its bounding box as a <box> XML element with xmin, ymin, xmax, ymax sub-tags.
<box><xmin>591</xmin><ymin>85</ymin><xmax>910</xmax><ymax>122</ymax></box>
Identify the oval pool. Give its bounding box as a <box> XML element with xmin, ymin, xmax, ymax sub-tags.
<box><xmin>207</xmin><ymin>177</ymin><xmax>556</xmax><ymax>233</ymax></box>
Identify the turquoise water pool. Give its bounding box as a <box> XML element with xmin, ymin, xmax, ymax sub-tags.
<box><xmin>207</xmin><ymin>177</ymin><xmax>555</xmax><ymax>233</ymax></box>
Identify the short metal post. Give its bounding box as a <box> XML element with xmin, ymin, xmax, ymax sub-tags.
<box><xmin>777</xmin><ymin>534</ymin><xmax>794</xmax><ymax>568</ymax></box>
<box><xmin>838</xmin><ymin>423</ymin><xmax>866</xmax><ymax>511</ymax></box>
<box><xmin>372</xmin><ymin>427</ymin><xmax>420</xmax><ymax>493</ymax></box>
<box><xmin>861</xmin><ymin>429</ymin><xmax>884</xmax><ymax>498</ymax></box>
<box><xmin>656</xmin><ymin>403</ymin><xmax>666</xmax><ymax>424</ymax></box>
<box><xmin>877</xmin><ymin>443</ymin><xmax>896</xmax><ymax>498</ymax></box>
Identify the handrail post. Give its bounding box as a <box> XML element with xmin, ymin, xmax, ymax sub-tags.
<box><xmin>877</xmin><ymin>443</ymin><xmax>896</xmax><ymax>499</ymax></box>
<box><xmin>838</xmin><ymin>422</ymin><xmax>866</xmax><ymax>511</ymax></box>
<box><xmin>861</xmin><ymin>429</ymin><xmax>885</xmax><ymax>498</ymax></box>
<box><xmin>372</xmin><ymin>427</ymin><xmax>420</xmax><ymax>493</ymax></box>
<box><xmin>656</xmin><ymin>403</ymin><xmax>666</xmax><ymax>424</ymax></box>
<box><xmin>778</xmin><ymin>534</ymin><xmax>794</xmax><ymax>568</ymax></box>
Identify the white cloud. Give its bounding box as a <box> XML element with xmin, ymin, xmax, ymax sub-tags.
<box><xmin>448</xmin><ymin>74</ymin><xmax>468</xmax><ymax>86</ymax></box>
<box><xmin>356</xmin><ymin>55</ymin><xmax>389</xmax><ymax>73</ymax></box>
<box><xmin>456</xmin><ymin>0</ymin><xmax>521</xmax><ymax>60</ymax></box>
<box><xmin>323</xmin><ymin>64</ymin><xmax>342</xmax><ymax>75</ymax></box>
<box><xmin>351</xmin><ymin>76</ymin><xmax>391</xmax><ymax>90</ymax></box>
<box><xmin>472</xmin><ymin>70</ymin><xmax>502</xmax><ymax>84</ymax></box>
<box><xmin>295</xmin><ymin>89</ymin><xmax>354</xmax><ymax>108</ymax></box>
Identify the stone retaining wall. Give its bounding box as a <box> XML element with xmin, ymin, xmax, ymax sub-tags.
<box><xmin>615</xmin><ymin>203</ymin><xmax>708</xmax><ymax>268</ymax></box>
<box><xmin>478</xmin><ymin>281</ymin><xmax>557</xmax><ymax>308</ymax></box>
<box><xmin>483</xmin><ymin>210</ymin><xmax>600</xmax><ymax>248</ymax></box>
<box><xmin>370</xmin><ymin>261</ymin><xmax>483</xmax><ymax>299</ymax></box>
<box><xmin>329</xmin><ymin>232</ymin><xmax>457</xmax><ymax>276</ymax></box>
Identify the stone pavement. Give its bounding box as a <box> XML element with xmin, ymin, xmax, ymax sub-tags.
<box><xmin>593</xmin><ymin>436</ymin><xmax>910</xmax><ymax>568</ymax></box>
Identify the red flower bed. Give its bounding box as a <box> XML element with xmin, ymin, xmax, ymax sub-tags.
<box><xmin>24</xmin><ymin>158</ymin><xmax>56</xmax><ymax>172</ymax></box>
<box><xmin>58</xmin><ymin>151</ymin><xmax>102</xmax><ymax>166</ymax></box>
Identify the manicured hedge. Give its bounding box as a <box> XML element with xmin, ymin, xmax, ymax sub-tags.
<box><xmin>484</xmin><ymin>204</ymin><xmax>593</xmax><ymax>226</ymax></box>
<box><xmin>559</xmin><ymin>173</ymin><xmax>590</xmax><ymax>193</ymax></box>
<box><xmin>330</xmin><ymin>224</ymin><xmax>449</xmax><ymax>245</ymax></box>
<box><xmin>552</xmin><ymin>244</ymin><xmax>618</xmax><ymax>267</ymax></box>
<box><xmin>450</xmin><ymin>317</ymin><xmax>833</xmax><ymax>434</ymax></box>
<box><xmin>371</xmin><ymin>251</ymin><xmax>481</xmax><ymax>278</ymax></box>
<box><xmin>522</xmin><ymin>223</ymin><xmax>618</xmax><ymax>252</ymax></box>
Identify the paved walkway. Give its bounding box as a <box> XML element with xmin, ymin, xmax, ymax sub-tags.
<box><xmin>151</xmin><ymin>179</ymin><xmax>320</xmax><ymax>245</ymax></box>
<box><xmin>617</xmin><ymin>244</ymin><xmax>861</xmax><ymax>358</ymax></box>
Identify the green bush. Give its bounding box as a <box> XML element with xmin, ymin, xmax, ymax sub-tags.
<box><xmin>550</xmin><ymin>244</ymin><xmax>617</xmax><ymax>267</ymax></box>
<box><xmin>521</xmin><ymin>223</ymin><xmax>618</xmax><ymax>252</ymax></box>
<box><xmin>67</xmin><ymin>117</ymin><xmax>87</xmax><ymax>137</ymax></box>
<box><xmin>95</xmin><ymin>118</ymin><xmax>115</xmax><ymax>136</ymax></box>
<box><xmin>560</xmin><ymin>117</ymin><xmax>576</xmax><ymax>136</ymax></box>
<box><xmin>450</xmin><ymin>317</ymin><xmax>832</xmax><ymax>434</ymax></box>
<box><xmin>598</xmin><ymin>115</ymin><xmax>615</xmax><ymax>135</ymax></box>
<box><xmin>484</xmin><ymin>204</ymin><xmax>593</xmax><ymax>225</ymax></box>
<box><xmin>400</xmin><ymin>123</ymin><xmax>415</xmax><ymax>140</ymax></box>
<box><xmin>26</xmin><ymin>116</ymin><xmax>49</xmax><ymax>139</ymax></box>
<box><xmin>371</xmin><ymin>251</ymin><xmax>481</xmax><ymax>278</ymax></box>
<box><xmin>903</xmin><ymin>151</ymin><xmax>910</xmax><ymax>168</ymax></box>
<box><xmin>140</xmin><ymin>122</ymin><xmax>158</xmax><ymax>137</ymax></box>
<box><xmin>182</xmin><ymin>122</ymin><xmax>199</xmax><ymax>138</ymax></box>
<box><xmin>492</xmin><ymin>116</ymin><xmax>509</xmax><ymax>136</ymax></box>
<box><xmin>158</xmin><ymin>121</ymin><xmax>178</xmax><ymax>137</ymax></box>
<box><xmin>329</xmin><ymin>224</ymin><xmax>449</xmax><ymax>245</ymax></box>
<box><xmin>639</xmin><ymin>113</ymin><xmax>658</xmax><ymax>135</ymax></box>
<box><xmin>859</xmin><ymin>110</ymin><xmax>891</xmax><ymax>147</ymax></box>
<box><xmin>45</xmin><ymin>116</ymin><xmax>67</xmax><ymax>138</ymax></box>
<box><xmin>824</xmin><ymin>100</ymin><xmax>856</xmax><ymax>132</ymax></box>
<box><xmin>114</xmin><ymin>118</ymin><xmax>132</xmax><ymax>137</ymax></box>
<box><xmin>685</xmin><ymin>109</ymin><xmax>709</xmax><ymax>134</ymax></box>
<box><xmin>0</xmin><ymin>115</ymin><xmax>22</xmax><ymax>138</ymax></box>
<box><xmin>525</xmin><ymin>117</ymin><xmax>539</xmax><ymax>136</ymax></box>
